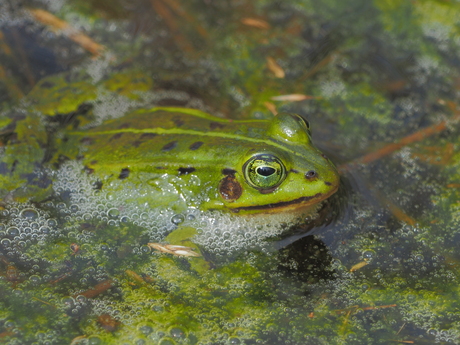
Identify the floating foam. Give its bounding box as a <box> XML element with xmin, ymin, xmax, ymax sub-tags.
<box><xmin>52</xmin><ymin>161</ymin><xmax>304</xmax><ymax>254</ymax></box>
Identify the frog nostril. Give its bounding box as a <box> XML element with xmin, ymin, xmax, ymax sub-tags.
<box><xmin>305</xmin><ymin>170</ymin><xmax>317</xmax><ymax>179</ymax></box>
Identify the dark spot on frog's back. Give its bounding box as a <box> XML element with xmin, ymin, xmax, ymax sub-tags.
<box><xmin>110</xmin><ymin>133</ymin><xmax>123</xmax><ymax>141</ymax></box>
<box><xmin>178</xmin><ymin>167</ymin><xmax>196</xmax><ymax>175</ymax></box>
<box><xmin>118</xmin><ymin>123</ymin><xmax>130</xmax><ymax>129</ymax></box>
<box><xmin>132</xmin><ymin>133</ymin><xmax>157</xmax><ymax>147</ymax></box>
<box><xmin>80</xmin><ymin>137</ymin><xmax>94</xmax><ymax>145</ymax></box>
<box><xmin>324</xmin><ymin>181</ymin><xmax>332</xmax><ymax>186</ymax></box>
<box><xmin>210</xmin><ymin>122</ymin><xmax>225</xmax><ymax>130</ymax></box>
<box><xmin>162</xmin><ymin>141</ymin><xmax>177</xmax><ymax>151</ymax></box>
<box><xmin>219</xmin><ymin>175</ymin><xmax>243</xmax><ymax>201</ymax></box>
<box><xmin>189</xmin><ymin>141</ymin><xmax>203</xmax><ymax>150</ymax></box>
<box><xmin>119</xmin><ymin>168</ymin><xmax>130</xmax><ymax>179</ymax></box>
<box><xmin>140</xmin><ymin>133</ymin><xmax>157</xmax><ymax>140</ymax></box>
<box><xmin>172</xmin><ymin>116</ymin><xmax>184</xmax><ymax>127</ymax></box>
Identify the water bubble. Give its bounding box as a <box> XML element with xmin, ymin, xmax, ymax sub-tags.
<box><xmin>406</xmin><ymin>294</ymin><xmax>416</xmax><ymax>303</ymax></box>
<box><xmin>107</xmin><ymin>208</ymin><xmax>120</xmax><ymax>218</ymax></box>
<box><xmin>29</xmin><ymin>275</ymin><xmax>41</xmax><ymax>285</ymax></box>
<box><xmin>139</xmin><ymin>325</ymin><xmax>153</xmax><ymax>335</ymax></box>
<box><xmin>414</xmin><ymin>254</ymin><xmax>424</xmax><ymax>263</ymax></box>
<box><xmin>152</xmin><ymin>305</ymin><xmax>163</xmax><ymax>312</ymax></box>
<box><xmin>47</xmin><ymin>219</ymin><xmax>57</xmax><ymax>227</ymax></box>
<box><xmin>362</xmin><ymin>250</ymin><xmax>375</xmax><ymax>260</ymax></box>
<box><xmin>70</xmin><ymin>204</ymin><xmax>79</xmax><ymax>212</ymax></box>
<box><xmin>20</xmin><ymin>208</ymin><xmax>38</xmax><ymax>220</ymax></box>
<box><xmin>62</xmin><ymin>297</ymin><xmax>74</xmax><ymax>306</ymax></box>
<box><xmin>7</xmin><ymin>227</ymin><xmax>20</xmax><ymax>237</ymax></box>
<box><xmin>170</xmin><ymin>327</ymin><xmax>185</xmax><ymax>338</ymax></box>
<box><xmin>4</xmin><ymin>320</ymin><xmax>15</xmax><ymax>328</ymax></box>
<box><xmin>427</xmin><ymin>328</ymin><xmax>438</xmax><ymax>336</ymax></box>
<box><xmin>87</xmin><ymin>336</ymin><xmax>102</xmax><ymax>345</ymax></box>
<box><xmin>106</xmin><ymin>192</ymin><xmax>115</xmax><ymax>201</ymax></box>
<box><xmin>228</xmin><ymin>337</ymin><xmax>241</xmax><ymax>344</ymax></box>
<box><xmin>76</xmin><ymin>295</ymin><xmax>87</xmax><ymax>303</ymax></box>
<box><xmin>171</xmin><ymin>214</ymin><xmax>185</xmax><ymax>225</ymax></box>
<box><xmin>40</xmin><ymin>227</ymin><xmax>50</xmax><ymax>234</ymax></box>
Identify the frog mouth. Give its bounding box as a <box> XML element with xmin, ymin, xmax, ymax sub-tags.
<box><xmin>229</xmin><ymin>185</ymin><xmax>338</xmax><ymax>214</ymax></box>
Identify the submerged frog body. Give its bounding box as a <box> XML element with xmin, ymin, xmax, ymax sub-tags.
<box><xmin>60</xmin><ymin>107</ymin><xmax>339</xmax><ymax>222</ymax></box>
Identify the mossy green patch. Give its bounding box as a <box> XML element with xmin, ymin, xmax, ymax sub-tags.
<box><xmin>26</xmin><ymin>74</ymin><xmax>97</xmax><ymax>116</ymax></box>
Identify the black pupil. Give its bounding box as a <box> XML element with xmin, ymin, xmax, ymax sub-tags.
<box><xmin>257</xmin><ymin>166</ymin><xmax>276</xmax><ymax>176</ymax></box>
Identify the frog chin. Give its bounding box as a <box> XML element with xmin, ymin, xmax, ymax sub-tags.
<box><xmin>227</xmin><ymin>184</ymin><xmax>338</xmax><ymax>215</ymax></box>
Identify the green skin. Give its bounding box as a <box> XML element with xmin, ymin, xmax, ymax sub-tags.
<box><xmin>62</xmin><ymin>107</ymin><xmax>340</xmax><ymax>217</ymax></box>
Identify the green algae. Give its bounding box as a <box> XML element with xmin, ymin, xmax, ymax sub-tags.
<box><xmin>0</xmin><ymin>0</ymin><xmax>460</xmax><ymax>344</ymax></box>
<box><xmin>26</xmin><ymin>74</ymin><xmax>98</xmax><ymax>117</ymax></box>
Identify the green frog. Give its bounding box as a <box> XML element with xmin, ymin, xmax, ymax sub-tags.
<box><xmin>57</xmin><ymin>106</ymin><xmax>339</xmax><ymax>222</ymax></box>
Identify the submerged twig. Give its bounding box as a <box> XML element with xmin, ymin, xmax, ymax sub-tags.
<box><xmin>28</xmin><ymin>9</ymin><xmax>105</xmax><ymax>57</ymax></box>
<box><xmin>75</xmin><ymin>279</ymin><xmax>114</xmax><ymax>299</ymax></box>
<box><xmin>340</xmin><ymin>110</ymin><xmax>460</xmax><ymax>170</ymax></box>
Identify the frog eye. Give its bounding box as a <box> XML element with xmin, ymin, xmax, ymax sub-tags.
<box><xmin>243</xmin><ymin>154</ymin><xmax>286</xmax><ymax>191</ymax></box>
<box><xmin>293</xmin><ymin>114</ymin><xmax>311</xmax><ymax>134</ymax></box>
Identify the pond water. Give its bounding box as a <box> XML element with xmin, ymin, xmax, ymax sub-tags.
<box><xmin>0</xmin><ymin>0</ymin><xmax>460</xmax><ymax>344</ymax></box>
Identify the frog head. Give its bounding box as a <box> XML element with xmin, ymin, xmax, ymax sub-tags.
<box><xmin>208</xmin><ymin>113</ymin><xmax>340</xmax><ymax>215</ymax></box>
